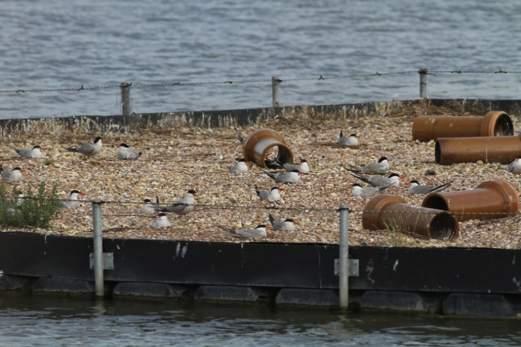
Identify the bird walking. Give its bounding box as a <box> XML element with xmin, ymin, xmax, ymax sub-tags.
<box><xmin>408</xmin><ymin>180</ymin><xmax>452</xmax><ymax>195</ymax></box>
<box><xmin>337</xmin><ymin>131</ymin><xmax>359</xmax><ymax>148</ymax></box>
<box><xmin>256</xmin><ymin>186</ymin><xmax>283</xmax><ymax>204</ymax></box>
<box><xmin>269</xmin><ymin>214</ymin><xmax>297</xmax><ymax>232</ymax></box>
<box><xmin>117</xmin><ymin>143</ymin><xmax>142</xmax><ymax>160</ymax></box>
<box><xmin>350</xmin><ymin>172</ymin><xmax>400</xmax><ymax>188</ymax></box>
<box><xmin>150</xmin><ymin>212</ymin><xmax>172</xmax><ymax>229</ymax></box>
<box><xmin>346</xmin><ymin>156</ymin><xmax>390</xmax><ymax>175</ymax></box>
<box><xmin>351</xmin><ymin>183</ymin><xmax>390</xmax><ymax>198</ymax></box>
<box><xmin>15</xmin><ymin>145</ymin><xmax>43</xmax><ymax>159</ymax></box>
<box><xmin>0</xmin><ymin>166</ymin><xmax>23</xmax><ymax>184</ymax></box>
<box><xmin>163</xmin><ymin>189</ymin><xmax>196</xmax><ymax>215</ymax></box>
<box><xmin>264</xmin><ymin>170</ymin><xmax>301</xmax><ymax>184</ymax></box>
<box><xmin>66</xmin><ymin>137</ymin><xmax>102</xmax><ymax>156</ymax></box>
<box><xmin>229</xmin><ymin>158</ymin><xmax>249</xmax><ymax>175</ymax></box>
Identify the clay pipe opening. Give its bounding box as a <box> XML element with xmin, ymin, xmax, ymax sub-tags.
<box><xmin>422</xmin><ymin>179</ymin><xmax>519</xmax><ymax>221</ymax></box>
<box><xmin>490</xmin><ymin>111</ymin><xmax>514</xmax><ymax>136</ymax></box>
<box><xmin>243</xmin><ymin>129</ymin><xmax>294</xmax><ymax>168</ymax></box>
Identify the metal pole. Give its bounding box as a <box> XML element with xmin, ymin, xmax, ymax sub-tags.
<box><xmin>419</xmin><ymin>68</ymin><xmax>428</xmax><ymax>98</ymax></box>
<box><xmin>120</xmin><ymin>82</ymin><xmax>131</xmax><ymax>118</ymax></box>
<box><xmin>92</xmin><ymin>201</ymin><xmax>104</xmax><ymax>297</ymax></box>
<box><xmin>272</xmin><ymin>76</ymin><xmax>281</xmax><ymax>108</ymax></box>
<box><xmin>339</xmin><ymin>203</ymin><xmax>349</xmax><ymax>310</ymax></box>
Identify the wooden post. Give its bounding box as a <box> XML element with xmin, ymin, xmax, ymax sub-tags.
<box><xmin>419</xmin><ymin>68</ymin><xmax>428</xmax><ymax>98</ymax></box>
<box><xmin>120</xmin><ymin>82</ymin><xmax>131</xmax><ymax>118</ymax></box>
<box><xmin>272</xmin><ymin>76</ymin><xmax>281</xmax><ymax>108</ymax></box>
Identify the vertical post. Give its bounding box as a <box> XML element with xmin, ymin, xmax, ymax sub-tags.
<box><xmin>419</xmin><ymin>68</ymin><xmax>428</xmax><ymax>98</ymax></box>
<box><xmin>120</xmin><ymin>82</ymin><xmax>131</xmax><ymax>118</ymax></box>
<box><xmin>92</xmin><ymin>201</ymin><xmax>104</xmax><ymax>298</ymax></box>
<box><xmin>339</xmin><ymin>203</ymin><xmax>349</xmax><ymax>310</ymax></box>
<box><xmin>272</xmin><ymin>76</ymin><xmax>281</xmax><ymax>108</ymax></box>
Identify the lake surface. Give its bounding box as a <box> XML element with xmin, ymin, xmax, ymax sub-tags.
<box><xmin>0</xmin><ymin>294</ymin><xmax>520</xmax><ymax>346</ymax></box>
<box><xmin>2</xmin><ymin>0</ymin><xmax>521</xmax><ymax>118</ymax></box>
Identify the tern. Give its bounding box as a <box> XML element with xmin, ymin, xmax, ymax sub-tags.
<box><xmin>346</xmin><ymin>156</ymin><xmax>390</xmax><ymax>175</ymax></box>
<box><xmin>117</xmin><ymin>143</ymin><xmax>142</xmax><ymax>160</ymax></box>
<box><xmin>230</xmin><ymin>224</ymin><xmax>267</xmax><ymax>239</ymax></box>
<box><xmin>268</xmin><ymin>214</ymin><xmax>297</xmax><ymax>232</ymax></box>
<box><xmin>350</xmin><ymin>172</ymin><xmax>400</xmax><ymax>188</ymax></box>
<box><xmin>337</xmin><ymin>131</ymin><xmax>359</xmax><ymax>148</ymax></box>
<box><xmin>0</xmin><ymin>166</ymin><xmax>23</xmax><ymax>184</ymax></box>
<box><xmin>15</xmin><ymin>145</ymin><xmax>43</xmax><ymax>159</ymax></box>
<box><xmin>255</xmin><ymin>186</ymin><xmax>282</xmax><ymax>204</ymax></box>
<box><xmin>229</xmin><ymin>158</ymin><xmax>249</xmax><ymax>175</ymax></box>
<box><xmin>163</xmin><ymin>189</ymin><xmax>196</xmax><ymax>215</ymax></box>
<box><xmin>283</xmin><ymin>159</ymin><xmax>310</xmax><ymax>174</ymax></box>
<box><xmin>264</xmin><ymin>170</ymin><xmax>301</xmax><ymax>184</ymax></box>
<box><xmin>60</xmin><ymin>190</ymin><xmax>84</xmax><ymax>209</ymax></box>
<box><xmin>408</xmin><ymin>180</ymin><xmax>452</xmax><ymax>195</ymax></box>
<box><xmin>140</xmin><ymin>197</ymin><xmax>161</xmax><ymax>215</ymax></box>
<box><xmin>351</xmin><ymin>183</ymin><xmax>390</xmax><ymax>198</ymax></box>
<box><xmin>507</xmin><ymin>158</ymin><xmax>521</xmax><ymax>174</ymax></box>
<box><xmin>66</xmin><ymin>137</ymin><xmax>102</xmax><ymax>156</ymax></box>
<box><xmin>150</xmin><ymin>212</ymin><xmax>172</xmax><ymax>229</ymax></box>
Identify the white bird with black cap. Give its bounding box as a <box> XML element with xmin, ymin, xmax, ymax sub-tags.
<box><xmin>0</xmin><ymin>166</ymin><xmax>23</xmax><ymax>184</ymax></box>
<box><xmin>60</xmin><ymin>190</ymin><xmax>85</xmax><ymax>209</ymax></box>
<box><xmin>230</xmin><ymin>224</ymin><xmax>267</xmax><ymax>239</ymax></box>
<box><xmin>350</xmin><ymin>172</ymin><xmax>401</xmax><ymax>188</ymax></box>
<box><xmin>408</xmin><ymin>180</ymin><xmax>452</xmax><ymax>195</ymax></box>
<box><xmin>264</xmin><ymin>169</ymin><xmax>301</xmax><ymax>184</ymax></box>
<box><xmin>117</xmin><ymin>143</ymin><xmax>142</xmax><ymax>160</ymax></box>
<box><xmin>346</xmin><ymin>156</ymin><xmax>390</xmax><ymax>175</ymax></box>
<box><xmin>66</xmin><ymin>137</ymin><xmax>103</xmax><ymax>156</ymax></box>
<box><xmin>337</xmin><ymin>131</ymin><xmax>359</xmax><ymax>148</ymax></box>
<box><xmin>351</xmin><ymin>183</ymin><xmax>390</xmax><ymax>198</ymax></box>
<box><xmin>229</xmin><ymin>158</ymin><xmax>249</xmax><ymax>175</ymax></box>
<box><xmin>255</xmin><ymin>186</ymin><xmax>283</xmax><ymax>204</ymax></box>
<box><xmin>269</xmin><ymin>214</ymin><xmax>297</xmax><ymax>232</ymax></box>
<box><xmin>283</xmin><ymin>158</ymin><xmax>310</xmax><ymax>174</ymax></box>
<box><xmin>15</xmin><ymin>145</ymin><xmax>43</xmax><ymax>159</ymax></box>
<box><xmin>140</xmin><ymin>197</ymin><xmax>161</xmax><ymax>215</ymax></box>
<box><xmin>163</xmin><ymin>189</ymin><xmax>196</xmax><ymax>215</ymax></box>
<box><xmin>150</xmin><ymin>212</ymin><xmax>172</xmax><ymax>229</ymax></box>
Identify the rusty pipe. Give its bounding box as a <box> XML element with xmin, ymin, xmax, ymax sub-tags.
<box><xmin>243</xmin><ymin>129</ymin><xmax>294</xmax><ymax>168</ymax></box>
<box><xmin>422</xmin><ymin>180</ymin><xmax>519</xmax><ymax>221</ymax></box>
<box><xmin>412</xmin><ymin>111</ymin><xmax>513</xmax><ymax>142</ymax></box>
<box><xmin>435</xmin><ymin>136</ymin><xmax>521</xmax><ymax>164</ymax></box>
<box><xmin>362</xmin><ymin>195</ymin><xmax>458</xmax><ymax>240</ymax></box>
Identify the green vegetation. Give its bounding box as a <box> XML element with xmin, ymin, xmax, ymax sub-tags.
<box><xmin>0</xmin><ymin>183</ymin><xmax>61</xmax><ymax>229</ymax></box>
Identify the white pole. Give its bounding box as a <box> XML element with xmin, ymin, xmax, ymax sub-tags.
<box><xmin>339</xmin><ymin>203</ymin><xmax>349</xmax><ymax>310</ymax></box>
<box><xmin>92</xmin><ymin>201</ymin><xmax>104</xmax><ymax>297</ymax></box>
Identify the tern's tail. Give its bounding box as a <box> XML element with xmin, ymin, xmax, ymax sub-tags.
<box><xmin>431</xmin><ymin>181</ymin><xmax>452</xmax><ymax>193</ymax></box>
<box><xmin>65</xmin><ymin>146</ymin><xmax>79</xmax><ymax>153</ymax></box>
<box><xmin>344</xmin><ymin>165</ymin><xmax>361</xmax><ymax>174</ymax></box>
<box><xmin>263</xmin><ymin>170</ymin><xmax>277</xmax><ymax>180</ymax></box>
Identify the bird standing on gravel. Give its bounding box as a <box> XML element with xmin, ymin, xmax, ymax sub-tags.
<box><xmin>350</xmin><ymin>172</ymin><xmax>400</xmax><ymax>188</ymax></box>
<box><xmin>15</xmin><ymin>145</ymin><xmax>43</xmax><ymax>159</ymax></box>
<box><xmin>0</xmin><ymin>166</ymin><xmax>23</xmax><ymax>184</ymax></box>
<box><xmin>66</xmin><ymin>137</ymin><xmax>102</xmax><ymax>156</ymax></box>
<box><xmin>269</xmin><ymin>214</ymin><xmax>297</xmax><ymax>231</ymax></box>
<box><xmin>117</xmin><ymin>143</ymin><xmax>141</xmax><ymax>160</ymax></box>
<box><xmin>351</xmin><ymin>183</ymin><xmax>389</xmax><ymax>198</ymax></box>
<box><xmin>337</xmin><ymin>131</ymin><xmax>359</xmax><ymax>148</ymax></box>
<box><xmin>140</xmin><ymin>198</ymin><xmax>161</xmax><ymax>215</ymax></box>
<box><xmin>346</xmin><ymin>156</ymin><xmax>390</xmax><ymax>175</ymax></box>
<box><xmin>264</xmin><ymin>170</ymin><xmax>301</xmax><ymax>184</ymax></box>
<box><xmin>163</xmin><ymin>189</ymin><xmax>196</xmax><ymax>215</ymax></box>
<box><xmin>150</xmin><ymin>212</ymin><xmax>172</xmax><ymax>229</ymax></box>
<box><xmin>229</xmin><ymin>158</ymin><xmax>249</xmax><ymax>175</ymax></box>
<box><xmin>507</xmin><ymin>158</ymin><xmax>521</xmax><ymax>174</ymax></box>
<box><xmin>60</xmin><ymin>190</ymin><xmax>85</xmax><ymax>209</ymax></box>
<box><xmin>230</xmin><ymin>224</ymin><xmax>267</xmax><ymax>239</ymax></box>
<box><xmin>407</xmin><ymin>180</ymin><xmax>452</xmax><ymax>195</ymax></box>
<box><xmin>256</xmin><ymin>186</ymin><xmax>283</xmax><ymax>204</ymax></box>
<box><xmin>283</xmin><ymin>159</ymin><xmax>310</xmax><ymax>174</ymax></box>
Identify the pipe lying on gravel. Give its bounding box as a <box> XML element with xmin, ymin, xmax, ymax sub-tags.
<box><xmin>412</xmin><ymin>111</ymin><xmax>513</xmax><ymax>142</ymax></box>
<box><xmin>362</xmin><ymin>195</ymin><xmax>459</xmax><ymax>240</ymax></box>
<box><xmin>422</xmin><ymin>180</ymin><xmax>519</xmax><ymax>221</ymax></box>
<box><xmin>243</xmin><ymin>129</ymin><xmax>294</xmax><ymax>168</ymax></box>
<box><xmin>435</xmin><ymin>136</ymin><xmax>521</xmax><ymax>164</ymax></box>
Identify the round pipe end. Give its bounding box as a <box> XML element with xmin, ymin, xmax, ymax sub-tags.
<box><xmin>243</xmin><ymin>129</ymin><xmax>294</xmax><ymax>167</ymax></box>
<box><xmin>481</xmin><ymin>111</ymin><xmax>513</xmax><ymax>136</ymax></box>
<box><xmin>429</xmin><ymin>212</ymin><xmax>459</xmax><ymax>240</ymax></box>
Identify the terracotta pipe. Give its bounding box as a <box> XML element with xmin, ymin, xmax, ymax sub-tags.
<box><xmin>362</xmin><ymin>195</ymin><xmax>458</xmax><ymax>240</ymax></box>
<box><xmin>422</xmin><ymin>180</ymin><xmax>519</xmax><ymax>221</ymax></box>
<box><xmin>412</xmin><ymin>111</ymin><xmax>513</xmax><ymax>142</ymax></box>
<box><xmin>243</xmin><ymin>129</ymin><xmax>294</xmax><ymax>168</ymax></box>
<box><xmin>435</xmin><ymin>136</ymin><xmax>521</xmax><ymax>164</ymax></box>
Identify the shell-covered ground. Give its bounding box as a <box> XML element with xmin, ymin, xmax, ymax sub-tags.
<box><xmin>1</xmin><ymin>103</ymin><xmax>521</xmax><ymax>248</ymax></box>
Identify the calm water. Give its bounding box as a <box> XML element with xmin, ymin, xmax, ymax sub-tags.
<box><xmin>0</xmin><ymin>294</ymin><xmax>520</xmax><ymax>347</ymax></box>
<box><xmin>2</xmin><ymin>0</ymin><xmax>521</xmax><ymax>118</ymax></box>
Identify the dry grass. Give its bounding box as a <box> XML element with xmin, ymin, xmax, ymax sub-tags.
<box><xmin>1</xmin><ymin>102</ymin><xmax>521</xmax><ymax>248</ymax></box>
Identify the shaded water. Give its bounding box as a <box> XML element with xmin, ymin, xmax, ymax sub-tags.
<box><xmin>2</xmin><ymin>0</ymin><xmax>521</xmax><ymax>117</ymax></box>
<box><xmin>0</xmin><ymin>294</ymin><xmax>520</xmax><ymax>346</ymax></box>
